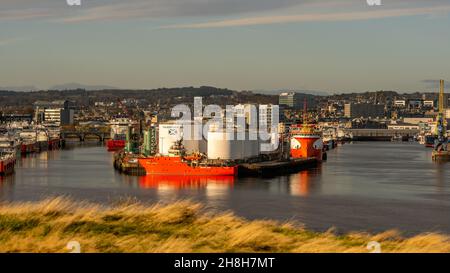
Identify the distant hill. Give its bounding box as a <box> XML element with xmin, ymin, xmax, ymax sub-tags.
<box><xmin>0</xmin><ymin>86</ymin><xmax>38</xmax><ymax>92</ymax></box>
<box><xmin>251</xmin><ymin>89</ymin><xmax>329</xmax><ymax>96</ymax></box>
<box><xmin>0</xmin><ymin>86</ymin><xmax>257</xmax><ymax>108</ymax></box>
<box><xmin>49</xmin><ymin>83</ymin><xmax>119</xmax><ymax>91</ymax></box>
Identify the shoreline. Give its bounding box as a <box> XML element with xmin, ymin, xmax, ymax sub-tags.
<box><xmin>0</xmin><ymin>198</ymin><xmax>449</xmax><ymax>253</ymax></box>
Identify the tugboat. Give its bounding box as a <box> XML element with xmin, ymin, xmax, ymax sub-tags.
<box><xmin>289</xmin><ymin>99</ymin><xmax>324</xmax><ymax>162</ymax></box>
<box><xmin>290</xmin><ymin>124</ymin><xmax>324</xmax><ymax>162</ymax></box>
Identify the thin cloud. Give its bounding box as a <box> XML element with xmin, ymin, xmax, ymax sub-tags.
<box><xmin>0</xmin><ymin>37</ymin><xmax>28</xmax><ymax>46</ymax></box>
<box><xmin>0</xmin><ymin>9</ymin><xmax>53</xmax><ymax>21</ymax></box>
<box><xmin>59</xmin><ymin>0</ymin><xmax>306</xmax><ymax>23</ymax></box>
<box><xmin>160</xmin><ymin>5</ymin><xmax>450</xmax><ymax>29</ymax></box>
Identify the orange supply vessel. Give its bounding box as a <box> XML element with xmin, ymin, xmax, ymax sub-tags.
<box><xmin>138</xmin><ymin>141</ymin><xmax>237</xmax><ymax>176</ymax></box>
<box><xmin>290</xmin><ymin>124</ymin><xmax>323</xmax><ymax>162</ymax></box>
<box><xmin>138</xmin><ymin>156</ymin><xmax>237</xmax><ymax>176</ymax></box>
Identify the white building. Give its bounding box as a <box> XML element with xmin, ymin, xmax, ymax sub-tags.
<box><xmin>394</xmin><ymin>100</ymin><xmax>406</xmax><ymax>107</ymax></box>
<box><xmin>34</xmin><ymin>100</ymin><xmax>74</xmax><ymax>125</ymax></box>
<box><xmin>446</xmin><ymin>109</ymin><xmax>450</xmax><ymax>119</ymax></box>
<box><xmin>403</xmin><ymin>117</ymin><xmax>434</xmax><ymax>125</ymax></box>
<box><xmin>387</xmin><ymin>123</ymin><xmax>420</xmax><ymax>130</ymax></box>
<box><xmin>423</xmin><ymin>100</ymin><xmax>434</xmax><ymax>108</ymax></box>
<box><xmin>259</xmin><ymin>104</ymin><xmax>279</xmax><ymax>133</ymax></box>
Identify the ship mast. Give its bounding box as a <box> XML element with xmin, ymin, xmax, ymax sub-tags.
<box><xmin>303</xmin><ymin>98</ymin><xmax>308</xmax><ymax>124</ymax></box>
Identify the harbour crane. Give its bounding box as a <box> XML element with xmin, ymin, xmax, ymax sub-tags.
<box><xmin>432</xmin><ymin>80</ymin><xmax>449</xmax><ymax>160</ymax></box>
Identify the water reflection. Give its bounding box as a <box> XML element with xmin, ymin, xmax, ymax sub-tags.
<box><xmin>0</xmin><ymin>174</ymin><xmax>14</xmax><ymax>199</ymax></box>
<box><xmin>139</xmin><ymin>175</ymin><xmax>234</xmax><ymax>189</ymax></box>
<box><xmin>290</xmin><ymin>171</ymin><xmax>312</xmax><ymax>197</ymax></box>
<box><xmin>0</xmin><ymin>142</ymin><xmax>449</xmax><ymax>234</ymax></box>
<box><xmin>138</xmin><ymin>175</ymin><xmax>234</xmax><ymax>204</ymax></box>
<box><xmin>288</xmin><ymin>168</ymin><xmax>322</xmax><ymax>197</ymax></box>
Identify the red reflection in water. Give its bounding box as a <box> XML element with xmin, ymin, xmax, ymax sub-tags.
<box><xmin>139</xmin><ymin>175</ymin><xmax>235</xmax><ymax>189</ymax></box>
<box><xmin>290</xmin><ymin>171</ymin><xmax>311</xmax><ymax>196</ymax></box>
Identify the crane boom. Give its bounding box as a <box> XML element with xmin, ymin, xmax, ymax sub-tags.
<box><xmin>439</xmin><ymin>79</ymin><xmax>445</xmax><ymax>114</ymax></box>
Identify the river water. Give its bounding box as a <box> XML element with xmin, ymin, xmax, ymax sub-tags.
<box><xmin>1</xmin><ymin>141</ymin><xmax>449</xmax><ymax>235</ymax></box>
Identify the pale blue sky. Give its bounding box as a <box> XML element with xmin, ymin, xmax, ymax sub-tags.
<box><xmin>0</xmin><ymin>0</ymin><xmax>449</xmax><ymax>93</ymax></box>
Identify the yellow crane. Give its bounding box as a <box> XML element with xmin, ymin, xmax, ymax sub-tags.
<box><xmin>438</xmin><ymin>80</ymin><xmax>445</xmax><ymax>121</ymax></box>
<box><xmin>436</xmin><ymin>80</ymin><xmax>447</xmax><ymax>134</ymax></box>
<box><xmin>432</xmin><ymin>80</ymin><xmax>449</xmax><ymax>160</ymax></box>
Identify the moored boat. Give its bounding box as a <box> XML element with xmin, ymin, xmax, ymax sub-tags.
<box><xmin>0</xmin><ymin>153</ymin><xmax>16</xmax><ymax>176</ymax></box>
<box><xmin>19</xmin><ymin>128</ymin><xmax>39</xmax><ymax>154</ymax></box>
<box><xmin>107</xmin><ymin>118</ymin><xmax>130</xmax><ymax>151</ymax></box>
<box><xmin>290</xmin><ymin>124</ymin><xmax>324</xmax><ymax>162</ymax></box>
<box><xmin>138</xmin><ymin>140</ymin><xmax>237</xmax><ymax>176</ymax></box>
<box><xmin>37</xmin><ymin>130</ymin><xmax>49</xmax><ymax>152</ymax></box>
<box><xmin>0</xmin><ymin>134</ymin><xmax>21</xmax><ymax>156</ymax></box>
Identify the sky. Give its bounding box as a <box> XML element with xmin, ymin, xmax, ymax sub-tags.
<box><xmin>0</xmin><ymin>0</ymin><xmax>450</xmax><ymax>93</ymax></box>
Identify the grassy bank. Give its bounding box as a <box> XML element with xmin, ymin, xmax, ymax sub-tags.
<box><xmin>0</xmin><ymin>198</ymin><xmax>449</xmax><ymax>253</ymax></box>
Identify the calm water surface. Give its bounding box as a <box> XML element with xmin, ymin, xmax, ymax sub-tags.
<box><xmin>1</xmin><ymin>141</ymin><xmax>449</xmax><ymax>235</ymax></box>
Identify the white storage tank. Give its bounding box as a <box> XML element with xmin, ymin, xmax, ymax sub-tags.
<box><xmin>207</xmin><ymin>130</ymin><xmax>260</xmax><ymax>160</ymax></box>
<box><xmin>207</xmin><ymin>131</ymin><xmax>235</xmax><ymax>160</ymax></box>
<box><xmin>182</xmin><ymin>122</ymin><xmax>207</xmax><ymax>154</ymax></box>
<box><xmin>260</xmin><ymin>132</ymin><xmax>279</xmax><ymax>154</ymax></box>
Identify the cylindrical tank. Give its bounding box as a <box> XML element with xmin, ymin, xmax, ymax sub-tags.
<box><xmin>207</xmin><ymin>131</ymin><xmax>260</xmax><ymax>160</ymax></box>
<box><xmin>207</xmin><ymin>131</ymin><xmax>235</xmax><ymax>160</ymax></box>
<box><xmin>181</xmin><ymin>121</ymin><xmax>207</xmax><ymax>154</ymax></box>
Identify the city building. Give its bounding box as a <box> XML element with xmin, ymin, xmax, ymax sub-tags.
<box><xmin>387</xmin><ymin>122</ymin><xmax>420</xmax><ymax>130</ymax></box>
<box><xmin>344</xmin><ymin>103</ymin><xmax>385</xmax><ymax>118</ymax></box>
<box><xmin>34</xmin><ymin>100</ymin><xmax>75</xmax><ymax>125</ymax></box>
<box><xmin>279</xmin><ymin>92</ymin><xmax>315</xmax><ymax>110</ymax></box>
<box><xmin>233</xmin><ymin>104</ymin><xmax>258</xmax><ymax>127</ymax></box>
<box><xmin>408</xmin><ymin>99</ymin><xmax>423</xmax><ymax>109</ymax></box>
<box><xmin>446</xmin><ymin>109</ymin><xmax>450</xmax><ymax>119</ymax></box>
<box><xmin>423</xmin><ymin>100</ymin><xmax>435</xmax><ymax>108</ymax></box>
<box><xmin>394</xmin><ymin>100</ymin><xmax>406</xmax><ymax>107</ymax></box>
<box><xmin>403</xmin><ymin>117</ymin><xmax>435</xmax><ymax>125</ymax></box>
<box><xmin>258</xmin><ymin>104</ymin><xmax>281</xmax><ymax>134</ymax></box>
<box><xmin>0</xmin><ymin>113</ymin><xmax>33</xmax><ymax>123</ymax></box>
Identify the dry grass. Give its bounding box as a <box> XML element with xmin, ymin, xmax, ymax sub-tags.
<box><xmin>0</xmin><ymin>197</ymin><xmax>449</xmax><ymax>253</ymax></box>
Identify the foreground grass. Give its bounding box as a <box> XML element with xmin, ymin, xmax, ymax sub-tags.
<box><xmin>0</xmin><ymin>198</ymin><xmax>449</xmax><ymax>253</ymax></box>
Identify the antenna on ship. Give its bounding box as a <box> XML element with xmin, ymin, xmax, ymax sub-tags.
<box><xmin>303</xmin><ymin>98</ymin><xmax>308</xmax><ymax>125</ymax></box>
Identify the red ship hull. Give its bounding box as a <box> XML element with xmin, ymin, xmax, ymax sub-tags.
<box><xmin>138</xmin><ymin>156</ymin><xmax>237</xmax><ymax>176</ymax></box>
<box><xmin>107</xmin><ymin>140</ymin><xmax>125</xmax><ymax>151</ymax></box>
<box><xmin>21</xmin><ymin>143</ymin><xmax>38</xmax><ymax>154</ymax></box>
<box><xmin>290</xmin><ymin>136</ymin><xmax>323</xmax><ymax>162</ymax></box>
<box><xmin>0</xmin><ymin>157</ymin><xmax>16</xmax><ymax>176</ymax></box>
